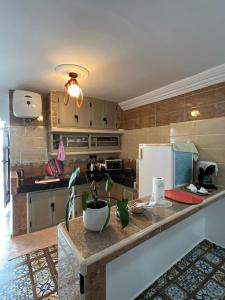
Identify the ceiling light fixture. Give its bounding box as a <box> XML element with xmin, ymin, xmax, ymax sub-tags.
<box><xmin>191</xmin><ymin>108</ymin><xmax>200</xmax><ymax>117</ymax></box>
<box><xmin>55</xmin><ymin>64</ymin><xmax>89</xmax><ymax>108</ymax></box>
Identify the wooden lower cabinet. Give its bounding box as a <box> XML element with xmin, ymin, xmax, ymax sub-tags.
<box><xmin>28</xmin><ymin>188</ymin><xmax>69</xmax><ymax>233</ymax></box>
<box><xmin>28</xmin><ymin>184</ymin><xmax>136</xmax><ymax>233</ymax></box>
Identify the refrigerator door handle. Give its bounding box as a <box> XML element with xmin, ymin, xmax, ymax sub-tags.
<box><xmin>139</xmin><ymin>147</ymin><xmax>143</xmax><ymax>160</ymax></box>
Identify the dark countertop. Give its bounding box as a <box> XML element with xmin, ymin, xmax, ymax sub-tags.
<box><xmin>17</xmin><ymin>171</ymin><xmax>136</xmax><ymax>194</ymax></box>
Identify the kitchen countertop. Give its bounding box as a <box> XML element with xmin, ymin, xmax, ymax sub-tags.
<box><xmin>58</xmin><ymin>188</ymin><xmax>225</xmax><ymax>275</ymax></box>
<box><xmin>17</xmin><ymin>171</ymin><xmax>136</xmax><ymax>193</ymax></box>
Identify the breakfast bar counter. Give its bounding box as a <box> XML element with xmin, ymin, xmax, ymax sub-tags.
<box><xmin>58</xmin><ymin>189</ymin><xmax>225</xmax><ymax>300</ymax></box>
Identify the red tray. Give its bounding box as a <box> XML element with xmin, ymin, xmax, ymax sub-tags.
<box><xmin>165</xmin><ymin>189</ymin><xmax>203</xmax><ymax>205</ymax></box>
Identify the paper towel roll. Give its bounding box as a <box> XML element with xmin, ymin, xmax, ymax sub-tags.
<box><xmin>152</xmin><ymin>177</ymin><xmax>165</xmax><ymax>204</ymax></box>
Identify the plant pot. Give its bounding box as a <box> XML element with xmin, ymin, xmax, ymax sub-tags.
<box><xmin>83</xmin><ymin>200</ymin><xmax>109</xmax><ymax>232</ymax></box>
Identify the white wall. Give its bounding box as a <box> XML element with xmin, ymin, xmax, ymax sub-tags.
<box><xmin>0</xmin><ymin>92</ymin><xmax>9</xmax><ymax>126</ymax></box>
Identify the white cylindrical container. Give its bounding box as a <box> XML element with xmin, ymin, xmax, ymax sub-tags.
<box><xmin>151</xmin><ymin>177</ymin><xmax>165</xmax><ymax>204</ymax></box>
<box><xmin>83</xmin><ymin>200</ymin><xmax>109</xmax><ymax>232</ymax></box>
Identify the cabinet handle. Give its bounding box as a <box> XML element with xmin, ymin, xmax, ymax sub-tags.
<box><xmin>74</xmin><ymin>114</ymin><xmax>79</xmax><ymax>123</ymax></box>
<box><xmin>51</xmin><ymin>203</ymin><xmax>55</xmax><ymax>212</ymax></box>
<box><xmin>103</xmin><ymin>117</ymin><xmax>107</xmax><ymax>125</ymax></box>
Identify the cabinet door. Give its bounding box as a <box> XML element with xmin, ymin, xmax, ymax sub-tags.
<box><xmin>52</xmin><ymin>188</ymin><xmax>69</xmax><ymax>225</ymax></box>
<box><xmin>58</xmin><ymin>92</ymin><xmax>77</xmax><ymax>127</ymax></box>
<box><xmin>28</xmin><ymin>191</ymin><xmax>53</xmax><ymax>233</ymax></box>
<box><xmin>123</xmin><ymin>188</ymin><xmax>134</xmax><ymax>202</ymax></box>
<box><xmin>74</xmin><ymin>184</ymin><xmax>91</xmax><ymax>217</ymax></box>
<box><xmin>110</xmin><ymin>183</ymin><xmax>124</xmax><ymax>206</ymax></box>
<box><xmin>104</xmin><ymin>102</ymin><xmax>117</xmax><ymax>129</ymax></box>
<box><xmin>91</xmin><ymin>99</ymin><xmax>105</xmax><ymax>128</ymax></box>
<box><xmin>75</xmin><ymin>97</ymin><xmax>91</xmax><ymax>128</ymax></box>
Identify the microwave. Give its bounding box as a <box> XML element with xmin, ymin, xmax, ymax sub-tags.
<box><xmin>105</xmin><ymin>159</ymin><xmax>122</xmax><ymax>171</ymax></box>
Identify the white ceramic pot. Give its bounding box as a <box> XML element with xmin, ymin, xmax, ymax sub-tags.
<box><xmin>83</xmin><ymin>200</ymin><xmax>109</xmax><ymax>232</ymax></box>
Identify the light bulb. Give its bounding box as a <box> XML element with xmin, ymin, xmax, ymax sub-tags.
<box><xmin>37</xmin><ymin>115</ymin><xmax>43</xmax><ymax>122</ymax></box>
<box><xmin>191</xmin><ymin>109</ymin><xmax>200</xmax><ymax>117</ymax></box>
<box><xmin>67</xmin><ymin>83</ymin><xmax>81</xmax><ymax>97</ymax></box>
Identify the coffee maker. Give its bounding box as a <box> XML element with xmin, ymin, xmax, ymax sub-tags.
<box><xmin>197</xmin><ymin>161</ymin><xmax>218</xmax><ymax>189</ymax></box>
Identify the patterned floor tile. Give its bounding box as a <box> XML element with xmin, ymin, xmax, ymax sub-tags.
<box><xmin>164</xmin><ymin>266</ymin><xmax>179</xmax><ymax>281</ymax></box>
<box><xmin>199</xmin><ymin>240</ymin><xmax>214</xmax><ymax>251</ymax></box>
<box><xmin>211</xmin><ymin>246</ymin><xmax>225</xmax><ymax>259</ymax></box>
<box><xmin>177</xmin><ymin>267</ymin><xmax>205</xmax><ymax>292</ymax></box>
<box><xmin>212</xmin><ymin>270</ymin><xmax>225</xmax><ymax>287</ymax></box>
<box><xmin>34</xmin><ymin>268</ymin><xmax>56</xmax><ymax>298</ymax></box>
<box><xmin>31</xmin><ymin>256</ymin><xmax>48</xmax><ymax>272</ymax></box>
<box><xmin>14</xmin><ymin>262</ymin><xmax>29</xmax><ymax>278</ymax></box>
<box><xmin>203</xmin><ymin>252</ymin><xmax>222</xmax><ymax>265</ymax></box>
<box><xmin>164</xmin><ymin>284</ymin><xmax>187</xmax><ymax>299</ymax></box>
<box><xmin>48</xmin><ymin>245</ymin><xmax>57</xmax><ymax>253</ymax></box>
<box><xmin>196</xmin><ymin>280</ymin><xmax>225</xmax><ymax>299</ymax></box>
<box><xmin>0</xmin><ymin>276</ymin><xmax>34</xmax><ymax>300</ymax></box>
<box><xmin>29</xmin><ymin>249</ymin><xmax>45</xmax><ymax>259</ymax></box>
<box><xmin>152</xmin><ymin>295</ymin><xmax>166</xmax><ymax>300</ymax></box>
<box><xmin>15</xmin><ymin>275</ymin><xmax>34</xmax><ymax>299</ymax></box>
<box><xmin>185</xmin><ymin>247</ymin><xmax>204</xmax><ymax>263</ymax></box>
<box><xmin>194</xmin><ymin>259</ymin><xmax>214</xmax><ymax>274</ymax></box>
<box><xmin>175</xmin><ymin>257</ymin><xmax>190</xmax><ymax>271</ymax></box>
<box><xmin>220</xmin><ymin>263</ymin><xmax>225</xmax><ymax>271</ymax></box>
<box><xmin>54</xmin><ymin>262</ymin><xmax>58</xmax><ymax>273</ymax></box>
<box><xmin>50</xmin><ymin>251</ymin><xmax>58</xmax><ymax>264</ymax></box>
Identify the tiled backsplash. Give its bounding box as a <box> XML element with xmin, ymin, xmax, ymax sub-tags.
<box><xmin>170</xmin><ymin>117</ymin><xmax>225</xmax><ymax>188</ymax></box>
<box><xmin>121</xmin><ymin>116</ymin><xmax>225</xmax><ymax>188</ymax></box>
<box><xmin>10</xmin><ymin>125</ymin><xmax>48</xmax><ymax>165</ymax></box>
<box><xmin>120</xmin><ymin>82</ymin><xmax>225</xmax><ymax>130</ymax></box>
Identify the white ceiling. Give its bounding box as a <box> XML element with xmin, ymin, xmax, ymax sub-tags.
<box><xmin>1</xmin><ymin>0</ymin><xmax>225</xmax><ymax>103</ymax></box>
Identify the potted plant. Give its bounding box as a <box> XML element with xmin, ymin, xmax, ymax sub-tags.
<box><xmin>65</xmin><ymin>167</ymin><xmax>129</xmax><ymax>232</ymax></box>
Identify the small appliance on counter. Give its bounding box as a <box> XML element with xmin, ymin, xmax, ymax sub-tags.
<box><xmin>138</xmin><ymin>143</ymin><xmax>195</xmax><ymax>198</ymax></box>
<box><xmin>197</xmin><ymin>161</ymin><xmax>218</xmax><ymax>189</ymax></box>
<box><xmin>104</xmin><ymin>158</ymin><xmax>122</xmax><ymax>171</ymax></box>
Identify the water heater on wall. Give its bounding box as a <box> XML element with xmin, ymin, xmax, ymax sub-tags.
<box><xmin>13</xmin><ymin>90</ymin><xmax>42</xmax><ymax>118</ymax></box>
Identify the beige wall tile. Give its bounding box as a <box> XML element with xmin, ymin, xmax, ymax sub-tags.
<box><xmin>198</xmin><ymin>148</ymin><xmax>225</xmax><ymax>164</ymax></box>
<box><xmin>215</xmin><ymin>163</ymin><xmax>225</xmax><ymax>188</ymax></box>
<box><xmin>194</xmin><ymin>117</ymin><xmax>225</xmax><ymax>135</ymax></box>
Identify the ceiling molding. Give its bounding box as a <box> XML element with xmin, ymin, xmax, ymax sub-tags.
<box><xmin>119</xmin><ymin>63</ymin><xmax>225</xmax><ymax>111</ymax></box>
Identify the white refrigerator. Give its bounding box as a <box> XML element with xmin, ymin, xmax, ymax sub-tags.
<box><xmin>138</xmin><ymin>144</ymin><xmax>193</xmax><ymax>198</ymax></box>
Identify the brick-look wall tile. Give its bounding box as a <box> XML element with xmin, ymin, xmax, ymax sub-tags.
<box><xmin>121</xmin><ymin>82</ymin><xmax>225</xmax><ymax>130</ymax></box>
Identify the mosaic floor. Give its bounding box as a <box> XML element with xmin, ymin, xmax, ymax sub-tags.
<box><xmin>136</xmin><ymin>240</ymin><xmax>225</xmax><ymax>300</ymax></box>
<box><xmin>0</xmin><ymin>245</ymin><xmax>58</xmax><ymax>300</ymax></box>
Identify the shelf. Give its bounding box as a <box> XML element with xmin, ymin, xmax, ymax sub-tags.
<box><xmin>50</xmin><ymin>127</ymin><xmax>124</xmax><ymax>135</ymax></box>
<box><xmin>49</xmin><ymin>150</ymin><xmax>122</xmax><ymax>156</ymax></box>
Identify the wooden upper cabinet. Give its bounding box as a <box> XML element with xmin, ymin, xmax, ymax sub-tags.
<box><xmin>75</xmin><ymin>97</ymin><xmax>91</xmax><ymax>128</ymax></box>
<box><xmin>90</xmin><ymin>99</ymin><xmax>105</xmax><ymax>128</ymax></box>
<box><xmin>49</xmin><ymin>91</ymin><xmax>118</xmax><ymax>129</ymax></box>
<box><xmin>90</xmin><ymin>99</ymin><xmax>117</xmax><ymax>129</ymax></box>
<box><xmin>57</xmin><ymin>92</ymin><xmax>77</xmax><ymax>127</ymax></box>
<box><xmin>104</xmin><ymin>102</ymin><xmax>117</xmax><ymax>129</ymax></box>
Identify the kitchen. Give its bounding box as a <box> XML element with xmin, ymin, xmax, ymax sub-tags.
<box><xmin>0</xmin><ymin>1</ymin><xmax>225</xmax><ymax>299</ymax></box>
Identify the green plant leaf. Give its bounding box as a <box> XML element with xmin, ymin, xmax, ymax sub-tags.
<box><xmin>105</xmin><ymin>174</ymin><xmax>113</xmax><ymax>193</ymax></box>
<box><xmin>117</xmin><ymin>199</ymin><xmax>129</xmax><ymax>229</ymax></box>
<box><xmin>101</xmin><ymin>202</ymin><xmax>111</xmax><ymax>231</ymax></box>
<box><xmin>81</xmin><ymin>191</ymin><xmax>89</xmax><ymax>211</ymax></box>
<box><xmin>68</xmin><ymin>167</ymin><xmax>80</xmax><ymax>189</ymax></box>
<box><xmin>65</xmin><ymin>194</ymin><xmax>74</xmax><ymax>230</ymax></box>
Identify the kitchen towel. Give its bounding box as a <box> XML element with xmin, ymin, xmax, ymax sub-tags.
<box><xmin>57</xmin><ymin>139</ymin><xmax>65</xmax><ymax>161</ymax></box>
<box><xmin>172</xmin><ymin>142</ymin><xmax>199</xmax><ymax>161</ymax></box>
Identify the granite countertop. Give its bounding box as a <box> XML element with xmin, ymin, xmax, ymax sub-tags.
<box><xmin>17</xmin><ymin>171</ymin><xmax>136</xmax><ymax>193</ymax></box>
<box><xmin>58</xmin><ymin>188</ymin><xmax>225</xmax><ymax>274</ymax></box>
